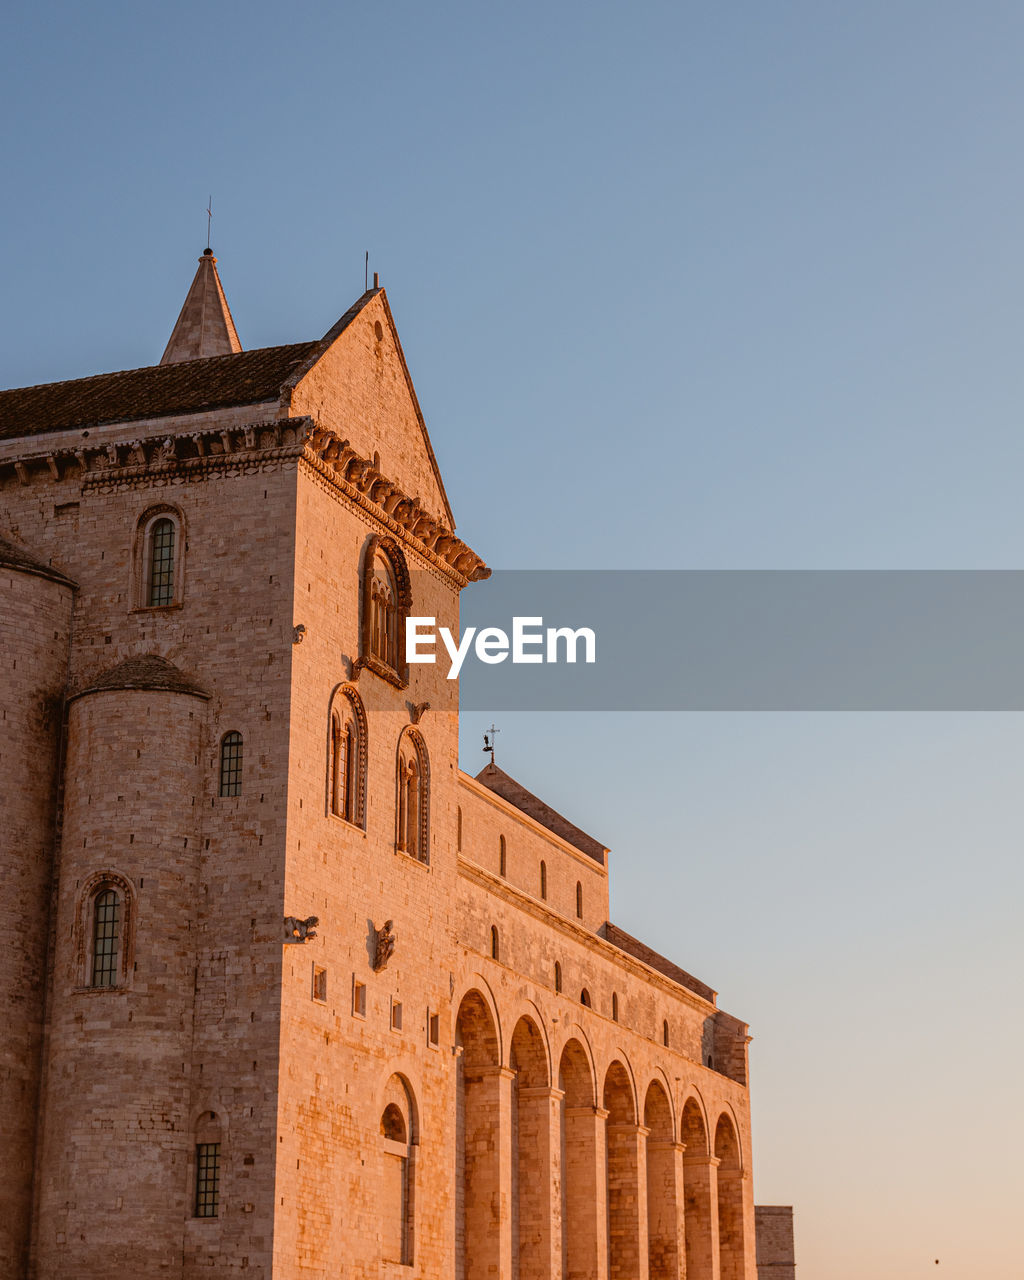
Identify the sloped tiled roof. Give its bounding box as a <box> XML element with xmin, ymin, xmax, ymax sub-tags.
<box><xmin>0</xmin><ymin>342</ymin><xmax>319</xmax><ymax>441</ymax></box>
<box><xmin>0</xmin><ymin>531</ymin><xmax>76</xmax><ymax>586</ymax></box>
<box><xmin>73</xmin><ymin>654</ymin><xmax>211</xmax><ymax>700</ymax></box>
<box><xmin>601</xmin><ymin>922</ymin><xmax>716</xmax><ymax>1004</ymax></box>
<box><xmin>475</xmin><ymin>762</ymin><xmax>607</xmax><ymax>865</ymax></box>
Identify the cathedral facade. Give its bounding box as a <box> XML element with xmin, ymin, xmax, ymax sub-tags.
<box><xmin>0</xmin><ymin>252</ymin><xmax>795</xmax><ymax>1279</ymax></box>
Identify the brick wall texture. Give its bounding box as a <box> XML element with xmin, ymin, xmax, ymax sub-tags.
<box><xmin>0</xmin><ymin>284</ymin><xmax>787</xmax><ymax>1278</ymax></box>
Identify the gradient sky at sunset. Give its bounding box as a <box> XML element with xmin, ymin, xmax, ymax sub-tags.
<box><xmin>3</xmin><ymin>4</ymin><xmax>1022</xmax><ymax>1274</ymax></box>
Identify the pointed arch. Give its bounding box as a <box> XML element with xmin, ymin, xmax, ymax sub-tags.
<box><xmin>681</xmin><ymin>1093</ymin><xmax>714</xmax><ymax>1280</ymax></box>
<box><xmin>360</xmin><ymin>534</ymin><xmax>412</xmax><ymax>684</ymax></box>
<box><xmin>455</xmin><ymin>990</ymin><xmax>502</xmax><ymax>1280</ymax></box>
<box><xmin>558</xmin><ymin>1037</ymin><xmax>599</xmax><ymax>1278</ymax></box>
<box><xmin>714</xmin><ymin>1111</ymin><xmax>746</xmax><ymax>1280</ymax></box>
<box><xmin>604</xmin><ymin>1059</ymin><xmax>641</xmax><ymax>1278</ymax></box>
<box><xmin>326</xmin><ymin>684</ymin><xmax>368</xmax><ymax>827</ymax></box>
<box><xmin>510</xmin><ymin>1016</ymin><xmax>552</xmax><ymax>1277</ymax></box>
<box><xmin>395</xmin><ymin>725</ymin><xmax>429</xmax><ymax>862</ymax></box>
<box><xmin>380</xmin><ymin>1073</ymin><xmax>418</xmax><ymax>1266</ymax></box>
<box><xmin>644</xmin><ymin>1080</ymin><xmax>680</xmax><ymax>1279</ymax></box>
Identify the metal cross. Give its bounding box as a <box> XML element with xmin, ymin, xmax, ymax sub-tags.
<box><xmin>483</xmin><ymin>724</ymin><xmax>500</xmax><ymax>765</ymax></box>
<box><xmin>206</xmin><ymin>196</ymin><xmax>213</xmax><ymax>251</ymax></box>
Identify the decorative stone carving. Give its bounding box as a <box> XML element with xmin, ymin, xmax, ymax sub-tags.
<box><xmin>292</xmin><ymin>624</ymin><xmax>306</xmax><ymax>645</ymax></box>
<box><xmin>284</xmin><ymin>915</ymin><xmax>319</xmax><ymax>944</ymax></box>
<box><xmin>410</xmin><ymin>701</ymin><xmax>430</xmax><ymax>724</ymax></box>
<box><xmin>300</xmin><ymin>425</ymin><xmax>490</xmax><ymax>582</ymax></box>
<box><xmin>373</xmin><ymin>920</ymin><xmax>396</xmax><ymax>972</ymax></box>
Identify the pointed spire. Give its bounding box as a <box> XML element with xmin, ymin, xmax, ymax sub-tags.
<box><xmin>160</xmin><ymin>249</ymin><xmax>242</xmax><ymax>365</ymax></box>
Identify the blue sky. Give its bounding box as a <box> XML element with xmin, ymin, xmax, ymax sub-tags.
<box><xmin>3</xmin><ymin>3</ymin><xmax>1023</xmax><ymax>1274</ymax></box>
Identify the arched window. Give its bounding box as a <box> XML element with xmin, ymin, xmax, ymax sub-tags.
<box><xmin>499</xmin><ymin>835</ymin><xmax>507</xmax><ymax>878</ymax></box>
<box><xmin>371</xmin><ymin>552</ymin><xmax>398</xmax><ymax>668</ymax></box>
<box><xmin>330</xmin><ymin>713</ymin><xmax>351</xmax><ymax>818</ymax></box>
<box><xmin>612</xmin><ymin>991</ymin><xmax>619</xmax><ymax>1022</ymax></box>
<box><xmin>580</xmin><ymin>988</ymin><xmax>591</xmax><ymax>1008</ymax></box>
<box><xmin>135</xmin><ymin>506</ymin><xmax>185</xmax><ymax>609</ymax></box>
<box><xmin>327</xmin><ymin>686</ymin><xmax>367</xmax><ymax>828</ymax></box>
<box><xmin>396</xmin><ymin>728</ymin><xmax>429</xmax><ymax>862</ymax></box>
<box><xmin>380</xmin><ymin>1077</ymin><xmax>417</xmax><ymax>1266</ymax></box>
<box><xmin>80</xmin><ymin>872</ymin><xmax>133</xmax><ymax>989</ymax></box>
<box><xmin>148</xmin><ymin>518</ymin><xmax>176</xmax><ymax>606</ymax></box>
<box><xmin>663</xmin><ymin>1019</ymin><xmax>670</xmax><ymax>1047</ymax></box>
<box><xmin>490</xmin><ymin>925</ymin><xmax>500</xmax><ymax>960</ymax></box>
<box><xmin>554</xmin><ymin>961</ymin><xmax>562</xmax><ymax>993</ymax></box>
<box><xmin>540</xmin><ymin>860</ymin><xmax>547</xmax><ymax>900</ymax></box>
<box><xmin>576</xmin><ymin>881</ymin><xmax>583</xmax><ymax>919</ymax></box>
<box><xmin>91</xmin><ymin>888</ymin><xmax>121</xmax><ymax>987</ymax></box>
<box><xmin>360</xmin><ymin>536</ymin><xmax>411</xmax><ymax>683</ymax></box>
<box><xmin>219</xmin><ymin>731</ymin><xmax>243</xmax><ymax>797</ymax></box>
<box><xmin>457</xmin><ymin>805</ymin><xmax>462</xmax><ymax>851</ymax></box>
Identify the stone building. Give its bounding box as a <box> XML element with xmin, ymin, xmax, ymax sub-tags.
<box><xmin>0</xmin><ymin>250</ymin><xmax>795</xmax><ymax>1279</ymax></box>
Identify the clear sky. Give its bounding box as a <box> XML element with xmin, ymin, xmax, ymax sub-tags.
<box><xmin>3</xmin><ymin>3</ymin><xmax>1022</xmax><ymax>1275</ymax></box>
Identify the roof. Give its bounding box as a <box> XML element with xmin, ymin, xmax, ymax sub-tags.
<box><xmin>0</xmin><ymin>342</ymin><xmax>319</xmax><ymax>441</ymax></box>
<box><xmin>0</xmin><ymin>531</ymin><xmax>76</xmax><ymax>586</ymax></box>
<box><xmin>73</xmin><ymin>654</ymin><xmax>211</xmax><ymax>701</ymax></box>
<box><xmin>474</xmin><ymin>762</ymin><xmax>607</xmax><ymax>865</ymax></box>
<box><xmin>160</xmin><ymin>250</ymin><xmax>242</xmax><ymax>364</ymax></box>
<box><xmin>601</xmin><ymin>922</ymin><xmax>716</xmax><ymax>1004</ymax></box>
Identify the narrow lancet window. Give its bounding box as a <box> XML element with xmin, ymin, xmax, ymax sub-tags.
<box><xmin>147</xmin><ymin>517</ymin><xmax>176</xmax><ymax>607</ymax></box>
<box><xmin>219</xmin><ymin>731</ymin><xmax>243</xmax><ymax>796</ymax></box>
<box><xmin>195</xmin><ymin>1143</ymin><xmax>221</xmax><ymax>1218</ymax></box>
<box><xmin>90</xmin><ymin>888</ymin><xmax>121</xmax><ymax>987</ymax></box>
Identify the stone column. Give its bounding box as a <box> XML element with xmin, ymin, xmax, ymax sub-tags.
<box><xmin>517</xmin><ymin>1085</ymin><xmax>564</xmax><ymax>1279</ymax></box>
<box><xmin>563</xmin><ymin>1105</ymin><xmax>609</xmax><ymax>1280</ymax></box>
<box><xmin>683</xmin><ymin>1153</ymin><xmax>721</xmax><ymax>1280</ymax></box>
<box><xmin>646</xmin><ymin>1139</ymin><xmax>686</xmax><ymax>1279</ymax></box>
<box><xmin>607</xmin><ymin>1121</ymin><xmax>650</xmax><ymax>1280</ymax></box>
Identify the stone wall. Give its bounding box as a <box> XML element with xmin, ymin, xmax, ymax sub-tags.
<box><xmin>0</xmin><ymin>563</ymin><xmax>73</xmax><ymax>1274</ymax></box>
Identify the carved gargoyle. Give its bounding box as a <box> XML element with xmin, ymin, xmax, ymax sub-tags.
<box><xmin>373</xmin><ymin>920</ymin><xmax>396</xmax><ymax>972</ymax></box>
<box><xmin>284</xmin><ymin>915</ymin><xmax>319</xmax><ymax>944</ymax></box>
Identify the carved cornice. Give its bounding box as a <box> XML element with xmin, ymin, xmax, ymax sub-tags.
<box><xmin>300</xmin><ymin>425</ymin><xmax>490</xmax><ymax>586</ymax></box>
<box><xmin>0</xmin><ymin>418</ymin><xmax>306</xmax><ymax>490</ymax></box>
<box><xmin>0</xmin><ymin>414</ymin><xmax>490</xmax><ymax>587</ymax></box>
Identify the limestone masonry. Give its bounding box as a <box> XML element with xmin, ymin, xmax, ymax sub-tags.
<box><xmin>0</xmin><ymin>251</ymin><xmax>795</xmax><ymax>1279</ymax></box>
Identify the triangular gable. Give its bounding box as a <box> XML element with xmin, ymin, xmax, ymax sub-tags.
<box><xmin>280</xmin><ymin>288</ymin><xmax>454</xmax><ymax>527</ymax></box>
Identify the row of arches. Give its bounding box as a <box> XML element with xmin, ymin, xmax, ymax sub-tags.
<box><xmin>455</xmin><ymin>988</ymin><xmax>746</xmax><ymax>1280</ymax></box>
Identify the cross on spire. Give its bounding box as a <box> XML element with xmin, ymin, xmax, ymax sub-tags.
<box><xmin>483</xmin><ymin>724</ymin><xmax>500</xmax><ymax>765</ymax></box>
<box><xmin>206</xmin><ymin>196</ymin><xmax>213</xmax><ymax>251</ymax></box>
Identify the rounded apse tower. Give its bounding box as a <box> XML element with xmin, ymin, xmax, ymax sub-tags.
<box><xmin>33</xmin><ymin>654</ymin><xmax>210</xmax><ymax>1277</ymax></box>
<box><xmin>0</xmin><ymin>533</ymin><xmax>75</xmax><ymax>1276</ymax></box>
